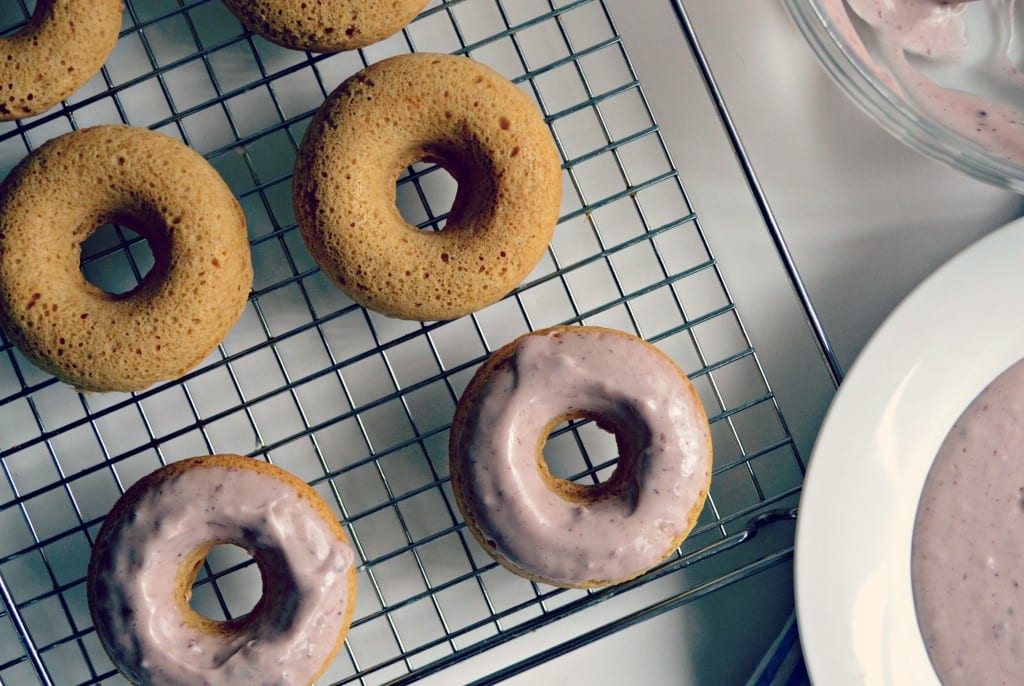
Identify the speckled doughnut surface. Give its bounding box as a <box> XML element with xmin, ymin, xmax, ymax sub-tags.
<box><xmin>0</xmin><ymin>0</ymin><xmax>122</xmax><ymax>121</ymax></box>
<box><xmin>293</xmin><ymin>53</ymin><xmax>563</xmax><ymax>321</ymax></box>
<box><xmin>221</xmin><ymin>0</ymin><xmax>428</xmax><ymax>53</ymax></box>
<box><xmin>0</xmin><ymin>125</ymin><xmax>253</xmax><ymax>392</ymax></box>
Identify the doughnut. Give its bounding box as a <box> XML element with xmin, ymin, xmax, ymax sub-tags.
<box><xmin>88</xmin><ymin>454</ymin><xmax>357</xmax><ymax>686</ymax></box>
<box><xmin>0</xmin><ymin>0</ymin><xmax>122</xmax><ymax>121</ymax></box>
<box><xmin>449</xmin><ymin>326</ymin><xmax>713</xmax><ymax>588</ymax></box>
<box><xmin>293</xmin><ymin>53</ymin><xmax>562</xmax><ymax>321</ymax></box>
<box><xmin>221</xmin><ymin>0</ymin><xmax>429</xmax><ymax>53</ymax></box>
<box><xmin>0</xmin><ymin>125</ymin><xmax>253</xmax><ymax>393</ymax></box>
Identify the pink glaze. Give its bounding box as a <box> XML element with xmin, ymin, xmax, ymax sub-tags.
<box><xmin>451</xmin><ymin>328</ymin><xmax>712</xmax><ymax>587</ymax></box>
<box><xmin>912</xmin><ymin>357</ymin><xmax>1024</xmax><ymax>684</ymax></box>
<box><xmin>89</xmin><ymin>463</ymin><xmax>355</xmax><ymax>686</ymax></box>
<box><xmin>820</xmin><ymin>0</ymin><xmax>1024</xmax><ymax>164</ymax></box>
<box><xmin>846</xmin><ymin>0</ymin><xmax>975</xmax><ymax>58</ymax></box>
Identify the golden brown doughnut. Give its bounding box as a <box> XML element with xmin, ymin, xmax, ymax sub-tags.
<box><xmin>449</xmin><ymin>326</ymin><xmax>713</xmax><ymax>588</ymax></box>
<box><xmin>88</xmin><ymin>454</ymin><xmax>358</xmax><ymax>685</ymax></box>
<box><xmin>221</xmin><ymin>0</ymin><xmax>429</xmax><ymax>53</ymax></box>
<box><xmin>293</xmin><ymin>53</ymin><xmax>563</xmax><ymax>321</ymax></box>
<box><xmin>0</xmin><ymin>125</ymin><xmax>253</xmax><ymax>392</ymax></box>
<box><xmin>0</xmin><ymin>0</ymin><xmax>122</xmax><ymax>121</ymax></box>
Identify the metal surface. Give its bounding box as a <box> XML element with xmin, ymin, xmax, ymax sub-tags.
<box><xmin>670</xmin><ymin>0</ymin><xmax>844</xmax><ymax>388</ymax></box>
<box><xmin>0</xmin><ymin>1</ymin><xmax>827</xmax><ymax>683</ymax></box>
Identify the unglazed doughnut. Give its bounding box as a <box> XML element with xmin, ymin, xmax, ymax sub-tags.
<box><xmin>293</xmin><ymin>53</ymin><xmax>562</xmax><ymax>321</ymax></box>
<box><xmin>0</xmin><ymin>125</ymin><xmax>252</xmax><ymax>392</ymax></box>
<box><xmin>221</xmin><ymin>0</ymin><xmax>429</xmax><ymax>53</ymax></box>
<box><xmin>449</xmin><ymin>326</ymin><xmax>713</xmax><ymax>588</ymax></box>
<box><xmin>0</xmin><ymin>0</ymin><xmax>122</xmax><ymax>121</ymax></box>
<box><xmin>88</xmin><ymin>454</ymin><xmax>357</xmax><ymax>686</ymax></box>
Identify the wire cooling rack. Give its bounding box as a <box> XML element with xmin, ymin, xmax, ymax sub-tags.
<box><xmin>0</xmin><ymin>1</ymin><xmax>836</xmax><ymax>684</ymax></box>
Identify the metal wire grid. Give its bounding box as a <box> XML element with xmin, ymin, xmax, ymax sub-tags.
<box><xmin>0</xmin><ymin>0</ymin><xmax>808</xmax><ymax>683</ymax></box>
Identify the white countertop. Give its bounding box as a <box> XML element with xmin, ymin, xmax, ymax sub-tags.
<box><xmin>471</xmin><ymin>1</ymin><xmax>1023</xmax><ymax>683</ymax></box>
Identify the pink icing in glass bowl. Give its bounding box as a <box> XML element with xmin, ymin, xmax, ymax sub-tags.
<box><xmin>784</xmin><ymin>0</ymin><xmax>1024</xmax><ymax>192</ymax></box>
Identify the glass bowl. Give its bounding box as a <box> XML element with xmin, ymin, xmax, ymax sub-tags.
<box><xmin>783</xmin><ymin>0</ymin><xmax>1024</xmax><ymax>193</ymax></box>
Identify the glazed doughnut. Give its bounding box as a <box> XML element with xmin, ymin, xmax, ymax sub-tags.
<box><xmin>0</xmin><ymin>125</ymin><xmax>253</xmax><ymax>393</ymax></box>
<box><xmin>293</xmin><ymin>53</ymin><xmax>562</xmax><ymax>321</ymax></box>
<box><xmin>449</xmin><ymin>326</ymin><xmax>713</xmax><ymax>588</ymax></box>
<box><xmin>88</xmin><ymin>454</ymin><xmax>357</xmax><ymax>686</ymax></box>
<box><xmin>221</xmin><ymin>0</ymin><xmax>429</xmax><ymax>53</ymax></box>
<box><xmin>0</xmin><ymin>0</ymin><xmax>122</xmax><ymax>121</ymax></box>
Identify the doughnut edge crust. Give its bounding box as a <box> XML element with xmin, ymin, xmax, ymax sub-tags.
<box><xmin>221</xmin><ymin>0</ymin><xmax>429</xmax><ymax>53</ymax></box>
<box><xmin>87</xmin><ymin>454</ymin><xmax>358</xmax><ymax>686</ymax></box>
<box><xmin>449</xmin><ymin>325</ymin><xmax>713</xmax><ymax>588</ymax></box>
<box><xmin>0</xmin><ymin>125</ymin><xmax>253</xmax><ymax>393</ymax></box>
<box><xmin>293</xmin><ymin>52</ymin><xmax>562</xmax><ymax>321</ymax></box>
<box><xmin>0</xmin><ymin>0</ymin><xmax>123</xmax><ymax>121</ymax></box>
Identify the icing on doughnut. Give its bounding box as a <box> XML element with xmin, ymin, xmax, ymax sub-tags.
<box><xmin>293</xmin><ymin>53</ymin><xmax>562</xmax><ymax>321</ymax></box>
<box><xmin>88</xmin><ymin>455</ymin><xmax>356</xmax><ymax>686</ymax></box>
<box><xmin>449</xmin><ymin>326</ymin><xmax>713</xmax><ymax>588</ymax></box>
<box><xmin>0</xmin><ymin>0</ymin><xmax>122</xmax><ymax>121</ymax></box>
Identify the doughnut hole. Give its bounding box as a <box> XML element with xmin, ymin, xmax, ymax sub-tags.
<box><xmin>393</xmin><ymin>139</ymin><xmax>499</xmax><ymax>238</ymax></box>
<box><xmin>395</xmin><ymin>161</ymin><xmax>458</xmax><ymax>232</ymax></box>
<box><xmin>538</xmin><ymin>409</ymin><xmax>648</xmax><ymax>505</ymax></box>
<box><xmin>79</xmin><ymin>209</ymin><xmax>171</xmax><ymax>298</ymax></box>
<box><xmin>183</xmin><ymin>543</ymin><xmax>266</xmax><ymax>627</ymax></box>
<box><xmin>80</xmin><ymin>223</ymin><xmax>155</xmax><ymax>296</ymax></box>
<box><xmin>1</xmin><ymin>2</ymin><xmax>30</xmax><ymax>37</ymax></box>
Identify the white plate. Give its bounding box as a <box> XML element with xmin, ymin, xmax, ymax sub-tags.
<box><xmin>795</xmin><ymin>216</ymin><xmax>1024</xmax><ymax>685</ymax></box>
